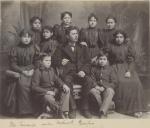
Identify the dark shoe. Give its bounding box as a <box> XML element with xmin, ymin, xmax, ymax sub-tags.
<box><xmin>60</xmin><ymin>112</ymin><xmax>69</xmax><ymax>119</ymax></box>
<box><xmin>99</xmin><ymin>111</ymin><xmax>107</xmax><ymax>119</ymax></box>
<box><xmin>69</xmin><ymin>110</ymin><xmax>76</xmax><ymax>119</ymax></box>
<box><xmin>82</xmin><ymin>110</ymin><xmax>92</xmax><ymax>118</ymax></box>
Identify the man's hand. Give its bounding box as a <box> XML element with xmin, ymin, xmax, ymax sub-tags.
<box><xmin>91</xmin><ymin>56</ymin><xmax>98</xmax><ymax>63</ymax></box>
<box><xmin>99</xmin><ymin>87</ymin><xmax>105</xmax><ymax>92</ymax></box>
<box><xmin>80</xmin><ymin>42</ymin><xmax>88</xmax><ymax>47</ymax></box>
<box><xmin>63</xmin><ymin>84</ymin><xmax>70</xmax><ymax>93</ymax></box>
<box><xmin>95</xmin><ymin>85</ymin><xmax>101</xmax><ymax>91</ymax></box>
<box><xmin>78</xmin><ymin>71</ymin><xmax>86</xmax><ymax>78</ymax></box>
<box><xmin>46</xmin><ymin>91</ymin><xmax>55</xmax><ymax>96</ymax></box>
<box><xmin>28</xmin><ymin>69</ymin><xmax>34</xmax><ymax>76</ymax></box>
<box><xmin>62</xmin><ymin>58</ymin><xmax>69</xmax><ymax>66</ymax></box>
<box><xmin>95</xmin><ymin>86</ymin><xmax>105</xmax><ymax>92</ymax></box>
<box><xmin>22</xmin><ymin>70</ymin><xmax>29</xmax><ymax>76</ymax></box>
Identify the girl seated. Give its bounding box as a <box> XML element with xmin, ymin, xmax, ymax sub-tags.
<box><xmin>7</xmin><ymin>29</ymin><xmax>40</xmax><ymax>117</ymax></box>
<box><xmin>108</xmin><ymin>30</ymin><xmax>147</xmax><ymax>117</ymax></box>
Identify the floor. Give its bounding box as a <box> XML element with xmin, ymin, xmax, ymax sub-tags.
<box><xmin>0</xmin><ymin>89</ymin><xmax>150</xmax><ymax>119</ymax></box>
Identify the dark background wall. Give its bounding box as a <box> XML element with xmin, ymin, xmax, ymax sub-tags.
<box><xmin>0</xmin><ymin>0</ymin><xmax>149</xmax><ymax>113</ymax></box>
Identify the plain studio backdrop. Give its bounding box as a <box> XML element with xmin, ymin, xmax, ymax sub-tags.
<box><xmin>0</xmin><ymin>0</ymin><xmax>149</xmax><ymax>114</ymax></box>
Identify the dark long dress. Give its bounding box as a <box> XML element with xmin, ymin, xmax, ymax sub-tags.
<box><xmin>79</xmin><ymin>27</ymin><xmax>102</xmax><ymax>59</ymax></box>
<box><xmin>109</xmin><ymin>42</ymin><xmax>146</xmax><ymax>115</ymax></box>
<box><xmin>40</xmin><ymin>38</ymin><xmax>58</xmax><ymax>56</ymax></box>
<box><xmin>101</xmin><ymin>28</ymin><xmax>116</xmax><ymax>48</ymax></box>
<box><xmin>31</xmin><ymin>29</ymin><xmax>41</xmax><ymax>46</ymax></box>
<box><xmin>8</xmin><ymin>42</ymin><xmax>40</xmax><ymax>115</ymax></box>
<box><xmin>53</xmin><ymin>23</ymin><xmax>74</xmax><ymax>47</ymax></box>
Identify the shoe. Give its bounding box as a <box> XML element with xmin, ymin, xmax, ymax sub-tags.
<box><xmin>63</xmin><ymin>112</ymin><xmax>69</xmax><ymax>119</ymax></box>
<box><xmin>82</xmin><ymin>110</ymin><xmax>92</xmax><ymax>118</ymax></box>
<box><xmin>99</xmin><ymin>111</ymin><xmax>107</xmax><ymax>119</ymax></box>
<box><xmin>133</xmin><ymin>112</ymin><xmax>143</xmax><ymax>118</ymax></box>
<box><xmin>69</xmin><ymin>110</ymin><xmax>76</xmax><ymax>119</ymax></box>
<box><xmin>56</xmin><ymin>110</ymin><xmax>68</xmax><ymax>119</ymax></box>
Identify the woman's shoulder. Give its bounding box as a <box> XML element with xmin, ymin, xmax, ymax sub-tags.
<box><xmin>80</xmin><ymin>27</ymin><xmax>87</xmax><ymax>31</ymax></box>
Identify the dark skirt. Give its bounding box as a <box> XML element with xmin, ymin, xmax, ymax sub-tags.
<box><xmin>17</xmin><ymin>74</ymin><xmax>34</xmax><ymax>115</ymax></box>
<box><xmin>5</xmin><ymin>73</ymin><xmax>34</xmax><ymax>115</ymax></box>
<box><xmin>114</xmin><ymin>64</ymin><xmax>146</xmax><ymax>115</ymax></box>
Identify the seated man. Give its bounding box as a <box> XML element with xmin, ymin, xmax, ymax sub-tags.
<box><xmin>89</xmin><ymin>49</ymin><xmax>117</xmax><ymax>118</ymax></box>
<box><xmin>52</xmin><ymin>26</ymin><xmax>92</xmax><ymax>118</ymax></box>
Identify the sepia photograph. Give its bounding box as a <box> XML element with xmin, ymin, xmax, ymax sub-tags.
<box><xmin>0</xmin><ymin>0</ymin><xmax>150</xmax><ymax>127</ymax></box>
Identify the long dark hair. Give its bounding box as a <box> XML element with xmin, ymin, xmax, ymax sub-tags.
<box><xmin>105</xmin><ymin>15</ymin><xmax>117</xmax><ymax>23</ymax></box>
<box><xmin>61</xmin><ymin>11</ymin><xmax>72</xmax><ymax>20</ymax></box>
<box><xmin>30</xmin><ymin>16</ymin><xmax>42</xmax><ymax>25</ymax></box>
<box><xmin>41</xmin><ymin>25</ymin><xmax>54</xmax><ymax>40</ymax></box>
<box><xmin>112</xmin><ymin>29</ymin><xmax>129</xmax><ymax>45</ymax></box>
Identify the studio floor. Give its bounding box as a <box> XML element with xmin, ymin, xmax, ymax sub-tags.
<box><xmin>0</xmin><ymin>89</ymin><xmax>150</xmax><ymax>119</ymax></box>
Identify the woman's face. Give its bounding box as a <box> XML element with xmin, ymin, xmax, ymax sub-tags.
<box><xmin>88</xmin><ymin>17</ymin><xmax>97</xmax><ymax>28</ymax></box>
<box><xmin>21</xmin><ymin>33</ymin><xmax>32</xmax><ymax>45</ymax></box>
<box><xmin>106</xmin><ymin>18</ymin><xmax>116</xmax><ymax>30</ymax></box>
<box><xmin>32</xmin><ymin>19</ymin><xmax>42</xmax><ymax>30</ymax></box>
<box><xmin>115</xmin><ymin>33</ymin><xmax>125</xmax><ymax>45</ymax></box>
<box><xmin>43</xmin><ymin>29</ymin><xmax>53</xmax><ymax>39</ymax></box>
<box><xmin>62</xmin><ymin>14</ymin><xmax>72</xmax><ymax>26</ymax></box>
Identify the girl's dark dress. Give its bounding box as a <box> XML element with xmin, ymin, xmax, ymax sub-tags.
<box><xmin>79</xmin><ymin>27</ymin><xmax>102</xmax><ymax>59</ymax></box>
<box><xmin>31</xmin><ymin>29</ymin><xmax>41</xmax><ymax>46</ymax></box>
<box><xmin>101</xmin><ymin>28</ymin><xmax>116</xmax><ymax>48</ymax></box>
<box><xmin>109</xmin><ymin>41</ymin><xmax>146</xmax><ymax>115</ymax></box>
<box><xmin>40</xmin><ymin>38</ymin><xmax>58</xmax><ymax>56</ymax></box>
<box><xmin>8</xmin><ymin>42</ymin><xmax>39</xmax><ymax>115</ymax></box>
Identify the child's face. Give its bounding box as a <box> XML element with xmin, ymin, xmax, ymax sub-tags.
<box><xmin>43</xmin><ymin>29</ymin><xmax>53</xmax><ymax>39</ymax></box>
<box><xmin>21</xmin><ymin>33</ymin><xmax>32</xmax><ymax>45</ymax></box>
<box><xmin>32</xmin><ymin>19</ymin><xmax>41</xmax><ymax>30</ymax></box>
<box><xmin>106</xmin><ymin>18</ymin><xmax>116</xmax><ymax>30</ymax></box>
<box><xmin>62</xmin><ymin>14</ymin><xmax>72</xmax><ymax>26</ymax></box>
<box><xmin>68</xmin><ymin>29</ymin><xmax>78</xmax><ymax>42</ymax></box>
<box><xmin>42</xmin><ymin>56</ymin><xmax>51</xmax><ymax>68</ymax></box>
<box><xmin>98</xmin><ymin>56</ymin><xmax>108</xmax><ymax>67</ymax></box>
<box><xmin>89</xmin><ymin>17</ymin><xmax>97</xmax><ymax>28</ymax></box>
<box><xmin>115</xmin><ymin>33</ymin><xmax>125</xmax><ymax>45</ymax></box>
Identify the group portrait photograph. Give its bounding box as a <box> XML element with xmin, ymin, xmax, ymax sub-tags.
<box><xmin>0</xmin><ymin>0</ymin><xmax>150</xmax><ymax>120</ymax></box>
